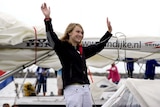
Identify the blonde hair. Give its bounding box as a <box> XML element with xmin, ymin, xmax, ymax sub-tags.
<box><xmin>60</xmin><ymin>23</ymin><xmax>84</xmax><ymax>42</ymax></box>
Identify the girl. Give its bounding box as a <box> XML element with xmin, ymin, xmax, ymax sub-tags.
<box><xmin>41</xmin><ymin>3</ymin><xmax>112</xmax><ymax>107</ymax></box>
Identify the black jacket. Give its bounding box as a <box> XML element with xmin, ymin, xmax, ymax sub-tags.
<box><xmin>44</xmin><ymin>19</ymin><xmax>112</xmax><ymax>88</ymax></box>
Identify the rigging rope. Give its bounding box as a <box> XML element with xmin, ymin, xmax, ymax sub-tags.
<box><xmin>33</xmin><ymin>27</ymin><xmax>38</xmax><ymax>64</ymax></box>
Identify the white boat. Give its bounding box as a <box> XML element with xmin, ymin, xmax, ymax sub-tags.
<box><xmin>102</xmin><ymin>78</ymin><xmax>160</xmax><ymax>107</ymax></box>
<box><xmin>1</xmin><ymin>12</ymin><xmax>160</xmax><ymax>107</ymax></box>
<box><xmin>18</xmin><ymin>77</ymin><xmax>118</xmax><ymax>107</ymax></box>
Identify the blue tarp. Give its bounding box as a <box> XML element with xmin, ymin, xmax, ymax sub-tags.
<box><xmin>0</xmin><ymin>76</ymin><xmax>14</xmax><ymax>90</ymax></box>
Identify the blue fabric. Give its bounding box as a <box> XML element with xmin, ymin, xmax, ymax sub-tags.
<box><xmin>37</xmin><ymin>83</ymin><xmax>46</xmax><ymax>93</ymax></box>
<box><xmin>0</xmin><ymin>76</ymin><xmax>14</xmax><ymax>90</ymax></box>
<box><xmin>57</xmin><ymin>69</ymin><xmax>62</xmax><ymax>76</ymax></box>
<box><xmin>36</xmin><ymin>67</ymin><xmax>49</xmax><ymax>83</ymax></box>
<box><xmin>145</xmin><ymin>59</ymin><xmax>160</xmax><ymax>75</ymax></box>
<box><xmin>126</xmin><ymin>58</ymin><xmax>134</xmax><ymax>71</ymax></box>
<box><xmin>35</xmin><ymin>67</ymin><xmax>49</xmax><ymax>93</ymax></box>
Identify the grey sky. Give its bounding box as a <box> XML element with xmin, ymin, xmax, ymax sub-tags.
<box><xmin>0</xmin><ymin>0</ymin><xmax>160</xmax><ymax>38</ymax></box>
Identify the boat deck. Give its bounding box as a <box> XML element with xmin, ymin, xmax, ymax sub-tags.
<box><xmin>15</xmin><ymin>95</ymin><xmax>107</xmax><ymax>107</ymax></box>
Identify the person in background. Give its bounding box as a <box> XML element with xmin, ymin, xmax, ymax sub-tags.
<box><xmin>3</xmin><ymin>103</ymin><xmax>10</xmax><ymax>107</ymax></box>
<box><xmin>41</xmin><ymin>2</ymin><xmax>112</xmax><ymax>107</ymax></box>
<box><xmin>125</xmin><ymin>58</ymin><xmax>137</xmax><ymax>78</ymax></box>
<box><xmin>56</xmin><ymin>68</ymin><xmax>63</xmax><ymax>96</ymax></box>
<box><xmin>35</xmin><ymin>66</ymin><xmax>49</xmax><ymax>96</ymax></box>
<box><xmin>107</xmin><ymin>63</ymin><xmax>121</xmax><ymax>84</ymax></box>
<box><xmin>11</xmin><ymin>104</ymin><xmax>18</xmax><ymax>107</ymax></box>
<box><xmin>144</xmin><ymin>59</ymin><xmax>160</xmax><ymax>80</ymax></box>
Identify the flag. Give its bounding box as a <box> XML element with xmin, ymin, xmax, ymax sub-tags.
<box><xmin>0</xmin><ymin>70</ymin><xmax>14</xmax><ymax>90</ymax></box>
<box><xmin>0</xmin><ymin>70</ymin><xmax>5</xmax><ymax>75</ymax></box>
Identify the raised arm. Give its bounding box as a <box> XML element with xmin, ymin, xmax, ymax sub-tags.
<box><xmin>99</xmin><ymin>17</ymin><xmax>112</xmax><ymax>42</ymax></box>
<box><xmin>84</xmin><ymin>17</ymin><xmax>113</xmax><ymax>59</ymax></box>
<box><xmin>41</xmin><ymin>3</ymin><xmax>61</xmax><ymax>49</ymax></box>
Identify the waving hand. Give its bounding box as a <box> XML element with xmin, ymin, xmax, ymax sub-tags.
<box><xmin>41</xmin><ymin>3</ymin><xmax>50</xmax><ymax>18</ymax></box>
<box><xmin>107</xmin><ymin>17</ymin><xmax>112</xmax><ymax>33</ymax></box>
